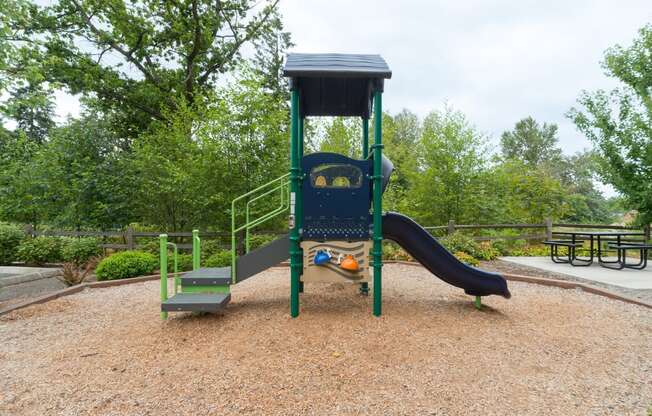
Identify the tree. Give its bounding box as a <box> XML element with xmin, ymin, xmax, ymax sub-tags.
<box><xmin>500</xmin><ymin>117</ymin><xmax>563</xmax><ymax>167</ymax></box>
<box><xmin>556</xmin><ymin>151</ymin><xmax>613</xmax><ymax>223</ymax></box>
<box><xmin>318</xmin><ymin>118</ymin><xmax>361</xmax><ymax>158</ymax></box>
<box><xmin>2</xmin><ymin>0</ymin><xmax>285</xmax><ymax>137</ymax></box>
<box><xmin>0</xmin><ymin>111</ymin><xmax>137</xmax><ymax>228</ymax></box>
<box><xmin>133</xmin><ymin>68</ymin><xmax>289</xmax><ymax>231</ymax></box>
<box><xmin>382</xmin><ymin>110</ymin><xmax>420</xmax><ymax>213</ymax></box>
<box><xmin>568</xmin><ymin>24</ymin><xmax>652</xmax><ymax>223</ymax></box>
<box><xmin>2</xmin><ymin>82</ymin><xmax>56</xmax><ymax>144</ymax></box>
<box><xmin>408</xmin><ymin>107</ymin><xmax>489</xmax><ymax>225</ymax></box>
<box><xmin>487</xmin><ymin>160</ymin><xmax>569</xmax><ymax>224</ymax></box>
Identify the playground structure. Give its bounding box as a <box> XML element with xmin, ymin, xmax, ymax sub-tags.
<box><xmin>160</xmin><ymin>53</ymin><xmax>511</xmax><ymax>319</ymax></box>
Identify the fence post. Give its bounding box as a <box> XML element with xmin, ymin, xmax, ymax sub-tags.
<box><xmin>545</xmin><ymin>218</ymin><xmax>553</xmax><ymax>240</ymax></box>
<box><xmin>645</xmin><ymin>223</ymin><xmax>651</xmax><ymax>242</ymax></box>
<box><xmin>126</xmin><ymin>226</ymin><xmax>135</xmax><ymax>250</ymax></box>
<box><xmin>24</xmin><ymin>224</ymin><xmax>34</xmax><ymax>238</ymax></box>
<box><xmin>447</xmin><ymin>220</ymin><xmax>455</xmax><ymax>235</ymax></box>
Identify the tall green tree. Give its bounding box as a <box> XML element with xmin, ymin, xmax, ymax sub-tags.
<box><xmin>568</xmin><ymin>24</ymin><xmax>652</xmax><ymax>223</ymax></box>
<box><xmin>409</xmin><ymin>107</ymin><xmax>488</xmax><ymax>225</ymax></box>
<box><xmin>318</xmin><ymin>118</ymin><xmax>361</xmax><ymax>158</ymax></box>
<box><xmin>382</xmin><ymin>110</ymin><xmax>420</xmax><ymax>213</ymax></box>
<box><xmin>0</xmin><ymin>111</ymin><xmax>136</xmax><ymax>228</ymax></box>
<box><xmin>2</xmin><ymin>82</ymin><xmax>56</xmax><ymax>144</ymax></box>
<box><xmin>487</xmin><ymin>160</ymin><xmax>569</xmax><ymax>224</ymax></box>
<box><xmin>133</xmin><ymin>68</ymin><xmax>288</xmax><ymax>231</ymax></box>
<box><xmin>2</xmin><ymin>0</ymin><xmax>284</xmax><ymax>137</ymax></box>
<box><xmin>500</xmin><ymin>116</ymin><xmax>563</xmax><ymax>167</ymax></box>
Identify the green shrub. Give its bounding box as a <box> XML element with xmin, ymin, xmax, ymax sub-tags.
<box><xmin>453</xmin><ymin>251</ymin><xmax>479</xmax><ymax>266</ymax></box>
<box><xmin>383</xmin><ymin>242</ymin><xmax>412</xmax><ymax>261</ymax></box>
<box><xmin>474</xmin><ymin>241</ymin><xmax>500</xmax><ymax>260</ymax></box>
<box><xmin>95</xmin><ymin>251</ymin><xmax>157</xmax><ymax>281</ymax></box>
<box><xmin>439</xmin><ymin>232</ymin><xmax>480</xmax><ymax>257</ymax></box>
<box><xmin>490</xmin><ymin>239</ymin><xmax>510</xmax><ymax>256</ymax></box>
<box><xmin>61</xmin><ymin>237</ymin><xmax>102</xmax><ymax>266</ymax></box>
<box><xmin>248</xmin><ymin>234</ymin><xmax>277</xmax><ymax>250</ymax></box>
<box><xmin>0</xmin><ymin>223</ymin><xmax>24</xmax><ymax>265</ymax></box>
<box><xmin>511</xmin><ymin>244</ymin><xmax>551</xmax><ymax>257</ymax></box>
<box><xmin>138</xmin><ymin>239</ymin><xmax>160</xmax><ymax>254</ymax></box>
<box><xmin>205</xmin><ymin>249</ymin><xmax>232</xmax><ymax>267</ymax></box>
<box><xmin>201</xmin><ymin>239</ymin><xmax>228</xmax><ymax>259</ymax></box>
<box><xmin>168</xmin><ymin>253</ymin><xmax>193</xmax><ymax>272</ymax></box>
<box><xmin>17</xmin><ymin>236</ymin><xmax>63</xmax><ymax>265</ymax></box>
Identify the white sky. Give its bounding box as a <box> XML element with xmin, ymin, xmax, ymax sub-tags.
<box><xmin>281</xmin><ymin>0</ymin><xmax>651</xmax><ymax>156</ymax></box>
<box><xmin>48</xmin><ymin>0</ymin><xmax>650</xmax><ymax>165</ymax></box>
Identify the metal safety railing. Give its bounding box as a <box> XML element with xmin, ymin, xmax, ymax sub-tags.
<box><xmin>231</xmin><ymin>173</ymin><xmax>290</xmax><ymax>282</ymax></box>
<box><xmin>159</xmin><ymin>235</ymin><xmax>179</xmax><ymax>320</ymax></box>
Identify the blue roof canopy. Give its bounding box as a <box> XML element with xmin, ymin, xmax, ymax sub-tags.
<box><xmin>283</xmin><ymin>53</ymin><xmax>391</xmax><ymax>118</ymax></box>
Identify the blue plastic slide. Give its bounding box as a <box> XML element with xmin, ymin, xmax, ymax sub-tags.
<box><xmin>382</xmin><ymin>212</ymin><xmax>511</xmax><ymax>298</ymax></box>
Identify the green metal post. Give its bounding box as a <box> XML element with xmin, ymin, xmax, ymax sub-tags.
<box><xmin>362</xmin><ymin>117</ymin><xmax>369</xmax><ymax>158</ymax></box>
<box><xmin>299</xmin><ymin>116</ymin><xmax>304</xmax><ymax>159</ymax></box>
<box><xmin>360</xmin><ymin>117</ymin><xmax>370</xmax><ymax>296</ymax></box>
<box><xmin>167</xmin><ymin>242</ymin><xmax>178</xmax><ymax>294</ymax></box>
<box><xmin>372</xmin><ymin>91</ymin><xmax>383</xmax><ymax>316</ymax></box>
<box><xmin>474</xmin><ymin>296</ymin><xmax>482</xmax><ymax>310</ymax></box>
<box><xmin>160</xmin><ymin>234</ymin><xmax>168</xmax><ymax>320</ymax></box>
<box><xmin>192</xmin><ymin>229</ymin><xmax>200</xmax><ymax>270</ymax></box>
<box><xmin>245</xmin><ymin>208</ymin><xmax>250</xmax><ymax>253</ymax></box>
<box><xmin>298</xmin><ymin>115</ymin><xmax>305</xmax><ymax>294</ymax></box>
<box><xmin>289</xmin><ymin>89</ymin><xmax>301</xmax><ymax>317</ymax></box>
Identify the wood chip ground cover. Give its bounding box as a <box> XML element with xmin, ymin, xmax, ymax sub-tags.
<box><xmin>0</xmin><ymin>264</ymin><xmax>650</xmax><ymax>415</ymax></box>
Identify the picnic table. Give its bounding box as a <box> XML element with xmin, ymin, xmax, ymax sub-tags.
<box><xmin>545</xmin><ymin>231</ymin><xmax>650</xmax><ymax>269</ymax></box>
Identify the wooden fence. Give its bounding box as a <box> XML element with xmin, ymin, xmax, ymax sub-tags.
<box><xmin>23</xmin><ymin>225</ymin><xmax>284</xmax><ymax>251</ymax></box>
<box><xmin>421</xmin><ymin>219</ymin><xmax>650</xmax><ymax>242</ymax></box>
<box><xmin>24</xmin><ymin>220</ymin><xmax>651</xmax><ymax>250</ymax></box>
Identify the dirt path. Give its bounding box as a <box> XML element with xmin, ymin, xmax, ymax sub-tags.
<box><xmin>1</xmin><ymin>264</ymin><xmax>650</xmax><ymax>415</ymax></box>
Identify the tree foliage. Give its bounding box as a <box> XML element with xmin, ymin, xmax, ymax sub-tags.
<box><xmin>2</xmin><ymin>0</ymin><xmax>284</xmax><ymax>136</ymax></box>
<box><xmin>568</xmin><ymin>24</ymin><xmax>652</xmax><ymax>223</ymax></box>
<box><xmin>500</xmin><ymin>116</ymin><xmax>562</xmax><ymax>167</ymax></box>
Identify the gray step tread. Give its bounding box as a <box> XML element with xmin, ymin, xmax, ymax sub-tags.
<box><xmin>181</xmin><ymin>267</ymin><xmax>231</xmax><ymax>286</ymax></box>
<box><xmin>161</xmin><ymin>293</ymin><xmax>231</xmax><ymax>313</ymax></box>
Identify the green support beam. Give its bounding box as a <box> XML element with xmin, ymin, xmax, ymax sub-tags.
<box><xmin>362</xmin><ymin>117</ymin><xmax>369</xmax><ymax>158</ymax></box>
<box><xmin>289</xmin><ymin>89</ymin><xmax>301</xmax><ymax>317</ymax></box>
<box><xmin>192</xmin><ymin>229</ymin><xmax>200</xmax><ymax>270</ymax></box>
<box><xmin>298</xmin><ymin>114</ymin><xmax>305</xmax><ymax>294</ymax></box>
<box><xmin>160</xmin><ymin>234</ymin><xmax>168</xmax><ymax>320</ymax></box>
<box><xmin>360</xmin><ymin>117</ymin><xmax>370</xmax><ymax>296</ymax></box>
<box><xmin>372</xmin><ymin>91</ymin><xmax>383</xmax><ymax>316</ymax></box>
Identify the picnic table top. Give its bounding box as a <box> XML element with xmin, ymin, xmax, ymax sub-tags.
<box><xmin>553</xmin><ymin>231</ymin><xmax>644</xmax><ymax>237</ymax></box>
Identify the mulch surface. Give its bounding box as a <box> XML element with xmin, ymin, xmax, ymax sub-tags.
<box><xmin>1</xmin><ymin>264</ymin><xmax>650</xmax><ymax>415</ymax></box>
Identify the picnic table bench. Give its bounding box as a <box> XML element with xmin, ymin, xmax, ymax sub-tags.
<box><xmin>603</xmin><ymin>242</ymin><xmax>652</xmax><ymax>270</ymax></box>
<box><xmin>543</xmin><ymin>240</ymin><xmax>591</xmax><ymax>266</ymax></box>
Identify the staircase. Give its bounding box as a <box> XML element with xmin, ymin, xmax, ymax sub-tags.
<box><xmin>161</xmin><ymin>267</ymin><xmax>231</xmax><ymax>313</ymax></box>
<box><xmin>160</xmin><ymin>174</ymin><xmax>290</xmax><ymax>319</ymax></box>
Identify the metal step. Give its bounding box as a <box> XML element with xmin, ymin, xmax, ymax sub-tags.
<box><xmin>180</xmin><ymin>267</ymin><xmax>231</xmax><ymax>286</ymax></box>
<box><xmin>161</xmin><ymin>293</ymin><xmax>231</xmax><ymax>313</ymax></box>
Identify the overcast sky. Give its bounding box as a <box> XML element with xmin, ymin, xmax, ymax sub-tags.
<box><xmin>48</xmin><ymin>0</ymin><xmax>650</xmax><ymax>158</ymax></box>
<box><xmin>281</xmin><ymin>0</ymin><xmax>651</xmax><ymax>155</ymax></box>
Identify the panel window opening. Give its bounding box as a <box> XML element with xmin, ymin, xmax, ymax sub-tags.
<box><xmin>310</xmin><ymin>164</ymin><xmax>363</xmax><ymax>189</ymax></box>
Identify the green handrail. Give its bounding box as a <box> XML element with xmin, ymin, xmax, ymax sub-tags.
<box><xmin>167</xmin><ymin>242</ymin><xmax>179</xmax><ymax>293</ymax></box>
<box><xmin>231</xmin><ymin>173</ymin><xmax>290</xmax><ymax>283</ymax></box>
<box><xmin>245</xmin><ymin>181</ymin><xmax>289</xmax><ymax>252</ymax></box>
<box><xmin>160</xmin><ymin>234</ymin><xmax>179</xmax><ymax>320</ymax></box>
